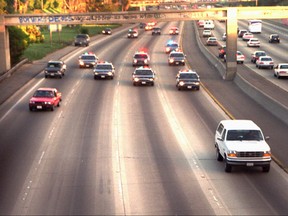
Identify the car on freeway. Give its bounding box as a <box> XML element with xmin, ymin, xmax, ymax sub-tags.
<box><xmin>222</xmin><ymin>32</ymin><xmax>226</xmax><ymax>41</ymax></box>
<box><xmin>127</xmin><ymin>29</ymin><xmax>138</xmax><ymax>38</ymax></box>
<box><xmin>132</xmin><ymin>66</ymin><xmax>155</xmax><ymax>86</ymax></box>
<box><xmin>168</xmin><ymin>50</ymin><xmax>186</xmax><ymax>66</ymax></box>
<box><xmin>247</xmin><ymin>38</ymin><xmax>260</xmax><ymax>47</ymax></box>
<box><xmin>224</xmin><ymin>51</ymin><xmax>245</xmax><ymax>64</ymax></box>
<box><xmin>93</xmin><ymin>61</ymin><xmax>115</xmax><ymax>80</ymax></box>
<box><xmin>176</xmin><ymin>69</ymin><xmax>200</xmax><ymax>91</ymax></box>
<box><xmin>206</xmin><ymin>37</ymin><xmax>218</xmax><ymax>46</ymax></box>
<box><xmin>78</xmin><ymin>52</ymin><xmax>98</xmax><ymax>68</ymax></box>
<box><xmin>44</xmin><ymin>60</ymin><xmax>66</xmax><ymax>78</ymax></box>
<box><xmin>169</xmin><ymin>27</ymin><xmax>179</xmax><ymax>35</ymax></box>
<box><xmin>202</xmin><ymin>30</ymin><xmax>212</xmax><ymax>37</ymax></box>
<box><xmin>197</xmin><ymin>20</ymin><xmax>205</xmax><ymax>27</ymax></box>
<box><xmin>242</xmin><ymin>32</ymin><xmax>253</xmax><ymax>41</ymax></box>
<box><xmin>274</xmin><ymin>63</ymin><xmax>288</xmax><ymax>78</ymax></box>
<box><xmin>29</xmin><ymin>88</ymin><xmax>62</xmax><ymax>111</ymax></box>
<box><xmin>139</xmin><ymin>22</ymin><xmax>146</xmax><ymax>29</ymax></box>
<box><xmin>145</xmin><ymin>23</ymin><xmax>154</xmax><ymax>31</ymax></box>
<box><xmin>102</xmin><ymin>28</ymin><xmax>112</xmax><ymax>35</ymax></box>
<box><xmin>268</xmin><ymin>34</ymin><xmax>280</xmax><ymax>43</ymax></box>
<box><xmin>132</xmin><ymin>51</ymin><xmax>150</xmax><ymax>66</ymax></box>
<box><xmin>251</xmin><ymin>50</ymin><xmax>266</xmax><ymax>63</ymax></box>
<box><xmin>203</xmin><ymin>20</ymin><xmax>215</xmax><ymax>30</ymax></box>
<box><xmin>238</xmin><ymin>29</ymin><xmax>247</xmax><ymax>38</ymax></box>
<box><xmin>256</xmin><ymin>56</ymin><xmax>274</xmax><ymax>69</ymax></box>
<box><xmin>152</xmin><ymin>27</ymin><xmax>161</xmax><ymax>35</ymax></box>
<box><xmin>74</xmin><ymin>34</ymin><xmax>90</xmax><ymax>46</ymax></box>
<box><xmin>215</xmin><ymin>119</ymin><xmax>271</xmax><ymax>173</ymax></box>
<box><xmin>165</xmin><ymin>41</ymin><xmax>180</xmax><ymax>53</ymax></box>
<box><xmin>218</xmin><ymin>45</ymin><xmax>226</xmax><ymax>58</ymax></box>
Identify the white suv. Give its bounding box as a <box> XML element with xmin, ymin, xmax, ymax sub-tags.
<box><xmin>215</xmin><ymin>120</ymin><xmax>271</xmax><ymax>173</ymax></box>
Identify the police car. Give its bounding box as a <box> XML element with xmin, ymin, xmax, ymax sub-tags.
<box><xmin>78</xmin><ymin>52</ymin><xmax>98</xmax><ymax>68</ymax></box>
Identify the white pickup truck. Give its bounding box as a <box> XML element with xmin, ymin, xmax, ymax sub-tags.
<box><xmin>215</xmin><ymin>120</ymin><xmax>271</xmax><ymax>173</ymax></box>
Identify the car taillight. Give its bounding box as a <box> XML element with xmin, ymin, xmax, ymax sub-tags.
<box><xmin>270</xmin><ymin>62</ymin><xmax>274</xmax><ymax>65</ymax></box>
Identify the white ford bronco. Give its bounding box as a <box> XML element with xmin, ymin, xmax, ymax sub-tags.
<box><xmin>215</xmin><ymin>120</ymin><xmax>271</xmax><ymax>173</ymax></box>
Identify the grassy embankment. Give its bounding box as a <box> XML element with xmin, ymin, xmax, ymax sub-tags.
<box><xmin>23</xmin><ymin>24</ymin><xmax>121</xmax><ymax>61</ymax></box>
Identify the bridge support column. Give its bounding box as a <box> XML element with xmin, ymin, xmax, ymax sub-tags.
<box><xmin>0</xmin><ymin>16</ymin><xmax>10</xmax><ymax>74</ymax></box>
<box><xmin>224</xmin><ymin>8</ymin><xmax>238</xmax><ymax>81</ymax></box>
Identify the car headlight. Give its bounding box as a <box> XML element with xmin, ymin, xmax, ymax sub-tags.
<box><xmin>134</xmin><ymin>77</ymin><xmax>139</xmax><ymax>82</ymax></box>
<box><xmin>169</xmin><ymin>59</ymin><xmax>174</xmax><ymax>63</ymax></box>
<box><xmin>144</xmin><ymin>59</ymin><xmax>148</xmax><ymax>63</ymax></box>
<box><xmin>79</xmin><ymin>61</ymin><xmax>84</xmax><ymax>65</ymax></box>
<box><xmin>44</xmin><ymin>101</ymin><xmax>52</xmax><ymax>105</ymax></box>
<box><xmin>30</xmin><ymin>100</ymin><xmax>35</xmax><ymax>104</ymax></box>
<box><xmin>149</xmin><ymin>78</ymin><xmax>154</xmax><ymax>81</ymax></box>
<box><xmin>108</xmin><ymin>72</ymin><xmax>113</xmax><ymax>76</ymax></box>
<box><xmin>133</xmin><ymin>59</ymin><xmax>137</xmax><ymax>63</ymax></box>
<box><xmin>94</xmin><ymin>72</ymin><xmax>99</xmax><ymax>75</ymax></box>
<box><xmin>179</xmin><ymin>81</ymin><xmax>185</xmax><ymax>86</ymax></box>
<box><xmin>102</xmin><ymin>30</ymin><xmax>105</xmax><ymax>33</ymax></box>
<box><xmin>166</xmin><ymin>48</ymin><xmax>170</xmax><ymax>52</ymax></box>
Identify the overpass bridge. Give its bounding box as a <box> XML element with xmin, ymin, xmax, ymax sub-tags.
<box><xmin>1</xmin><ymin>6</ymin><xmax>288</xmax><ymax>80</ymax></box>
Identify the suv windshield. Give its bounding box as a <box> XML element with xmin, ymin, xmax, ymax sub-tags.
<box><xmin>226</xmin><ymin>130</ymin><xmax>263</xmax><ymax>141</ymax></box>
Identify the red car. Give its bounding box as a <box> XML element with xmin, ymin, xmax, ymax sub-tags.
<box><xmin>29</xmin><ymin>87</ymin><xmax>62</xmax><ymax>111</ymax></box>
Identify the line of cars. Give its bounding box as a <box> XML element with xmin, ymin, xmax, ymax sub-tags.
<box><xmin>237</xmin><ymin>29</ymin><xmax>288</xmax><ymax>78</ymax></box>
<box><xmin>29</xmin><ymin>24</ymin><xmax>202</xmax><ymax>111</ymax></box>
<box><xmin>215</xmin><ymin>25</ymin><xmax>287</xmax><ymax>78</ymax></box>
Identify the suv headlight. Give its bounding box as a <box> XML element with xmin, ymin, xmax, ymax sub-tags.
<box><xmin>169</xmin><ymin>58</ymin><xmax>174</xmax><ymax>63</ymax></box>
<box><xmin>227</xmin><ymin>150</ymin><xmax>237</xmax><ymax>158</ymax></box>
<box><xmin>263</xmin><ymin>151</ymin><xmax>271</xmax><ymax>158</ymax></box>
<box><xmin>134</xmin><ymin>77</ymin><xmax>139</xmax><ymax>82</ymax></box>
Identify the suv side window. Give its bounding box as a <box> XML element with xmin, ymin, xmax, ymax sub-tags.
<box><xmin>217</xmin><ymin>123</ymin><xmax>224</xmax><ymax>135</ymax></box>
<box><xmin>221</xmin><ymin>129</ymin><xmax>226</xmax><ymax>140</ymax></box>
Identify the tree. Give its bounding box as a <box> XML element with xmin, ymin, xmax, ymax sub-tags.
<box><xmin>8</xmin><ymin>26</ymin><xmax>29</xmax><ymax>65</ymax></box>
<box><xmin>0</xmin><ymin>0</ymin><xmax>7</xmax><ymax>14</ymax></box>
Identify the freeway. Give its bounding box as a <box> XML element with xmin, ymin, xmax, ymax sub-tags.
<box><xmin>0</xmin><ymin>21</ymin><xmax>288</xmax><ymax>215</ymax></box>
